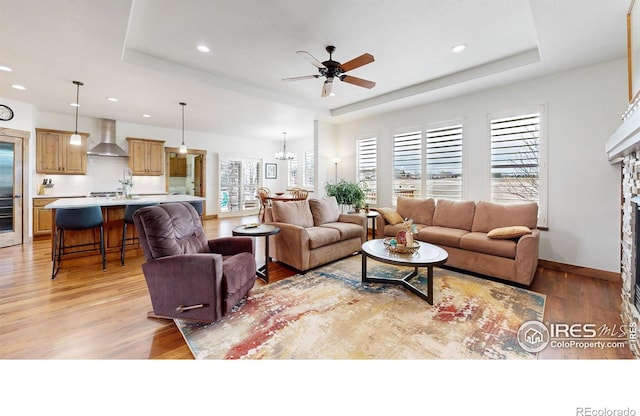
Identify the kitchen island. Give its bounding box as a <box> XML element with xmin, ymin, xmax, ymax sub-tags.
<box><xmin>44</xmin><ymin>194</ymin><xmax>205</xmax><ymax>265</ymax></box>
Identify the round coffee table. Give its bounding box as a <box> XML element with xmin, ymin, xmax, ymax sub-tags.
<box><xmin>232</xmin><ymin>224</ymin><xmax>280</xmax><ymax>283</ymax></box>
<box><xmin>360</xmin><ymin>238</ymin><xmax>448</xmax><ymax>304</ymax></box>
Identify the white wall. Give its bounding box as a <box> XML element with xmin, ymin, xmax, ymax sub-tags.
<box><xmin>335</xmin><ymin>59</ymin><xmax>627</xmax><ymax>273</ymax></box>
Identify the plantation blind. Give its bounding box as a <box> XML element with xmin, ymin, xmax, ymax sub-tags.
<box><xmin>393</xmin><ymin>130</ymin><xmax>422</xmax><ymax>204</ymax></box>
<box><xmin>303</xmin><ymin>150</ymin><xmax>314</xmax><ymax>188</ymax></box>
<box><xmin>490</xmin><ymin>113</ymin><xmax>540</xmax><ymax>204</ymax></box>
<box><xmin>287</xmin><ymin>154</ymin><xmax>298</xmax><ymax>187</ymax></box>
<box><xmin>357</xmin><ymin>137</ymin><xmax>377</xmax><ymax>204</ymax></box>
<box><xmin>426</xmin><ymin>123</ymin><xmax>463</xmax><ymax>200</ymax></box>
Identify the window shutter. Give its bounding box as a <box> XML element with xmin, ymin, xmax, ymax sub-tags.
<box><xmin>426</xmin><ymin>124</ymin><xmax>463</xmax><ymax>200</ymax></box>
<box><xmin>393</xmin><ymin>130</ymin><xmax>422</xmax><ymax>204</ymax></box>
<box><xmin>357</xmin><ymin>137</ymin><xmax>377</xmax><ymax>204</ymax></box>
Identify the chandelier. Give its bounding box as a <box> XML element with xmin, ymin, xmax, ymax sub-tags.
<box><xmin>275</xmin><ymin>132</ymin><xmax>294</xmax><ymax>160</ymax></box>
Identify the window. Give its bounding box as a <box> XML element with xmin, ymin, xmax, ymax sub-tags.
<box><xmin>303</xmin><ymin>150</ymin><xmax>314</xmax><ymax>188</ymax></box>
<box><xmin>219</xmin><ymin>157</ymin><xmax>260</xmax><ymax>216</ymax></box>
<box><xmin>287</xmin><ymin>154</ymin><xmax>299</xmax><ymax>187</ymax></box>
<box><xmin>393</xmin><ymin>130</ymin><xmax>422</xmax><ymax>204</ymax></box>
<box><xmin>426</xmin><ymin>123</ymin><xmax>463</xmax><ymax>200</ymax></box>
<box><xmin>357</xmin><ymin>137</ymin><xmax>377</xmax><ymax>204</ymax></box>
<box><xmin>490</xmin><ymin>110</ymin><xmax>546</xmax><ymax>226</ymax></box>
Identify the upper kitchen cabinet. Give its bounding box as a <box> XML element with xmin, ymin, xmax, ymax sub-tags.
<box><xmin>126</xmin><ymin>137</ymin><xmax>165</xmax><ymax>175</ymax></box>
<box><xmin>36</xmin><ymin>128</ymin><xmax>88</xmax><ymax>174</ymax></box>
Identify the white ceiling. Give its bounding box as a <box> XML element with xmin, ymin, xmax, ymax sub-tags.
<box><xmin>0</xmin><ymin>0</ymin><xmax>630</xmax><ymax>142</ymax></box>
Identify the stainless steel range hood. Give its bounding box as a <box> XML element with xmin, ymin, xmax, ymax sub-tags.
<box><xmin>87</xmin><ymin>119</ymin><xmax>128</xmax><ymax>157</ymax></box>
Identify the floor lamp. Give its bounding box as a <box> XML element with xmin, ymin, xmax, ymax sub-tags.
<box><xmin>332</xmin><ymin>157</ymin><xmax>341</xmax><ymax>183</ymax></box>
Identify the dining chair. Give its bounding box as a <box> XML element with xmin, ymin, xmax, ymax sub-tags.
<box><xmin>257</xmin><ymin>187</ymin><xmax>271</xmax><ymax>222</ymax></box>
<box><xmin>290</xmin><ymin>187</ymin><xmax>309</xmax><ymax>200</ymax></box>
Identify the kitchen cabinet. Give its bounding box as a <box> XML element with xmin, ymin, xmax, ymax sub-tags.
<box><xmin>127</xmin><ymin>137</ymin><xmax>165</xmax><ymax>175</ymax></box>
<box><xmin>36</xmin><ymin>129</ymin><xmax>88</xmax><ymax>174</ymax></box>
<box><xmin>169</xmin><ymin>156</ymin><xmax>187</xmax><ymax>177</ymax></box>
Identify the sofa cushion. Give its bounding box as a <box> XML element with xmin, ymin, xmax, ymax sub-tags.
<box><xmin>396</xmin><ymin>197</ymin><xmax>435</xmax><ymax>226</ymax></box>
<box><xmin>417</xmin><ymin>226</ymin><xmax>469</xmax><ymax>248</ymax></box>
<box><xmin>487</xmin><ymin>225</ymin><xmax>532</xmax><ymax>240</ymax></box>
<box><xmin>471</xmin><ymin>201</ymin><xmax>538</xmax><ymax>233</ymax></box>
<box><xmin>320</xmin><ymin>222</ymin><xmax>363</xmax><ymax>241</ymax></box>
<box><xmin>376</xmin><ymin>207</ymin><xmax>404</xmax><ymax>225</ymax></box>
<box><xmin>432</xmin><ymin>199</ymin><xmax>476</xmax><ymax>231</ymax></box>
<box><xmin>459</xmin><ymin>232</ymin><xmax>517</xmax><ymax>259</ymax></box>
<box><xmin>271</xmin><ymin>200</ymin><xmax>314</xmax><ymax>227</ymax></box>
<box><xmin>308</xmin><ymin>196</ymin><xmax>340</xmax><ymax>225</ymax></box>
<box><xmin>306</xmin><ymin>226</ymin><xmax>341</xmax><ymax>249</ymax></box>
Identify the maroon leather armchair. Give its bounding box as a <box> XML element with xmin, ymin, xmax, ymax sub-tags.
<box><xmin>133</xmin><ymin>202</ymin><xmax>257</xmax><ymax>323</ymax></box>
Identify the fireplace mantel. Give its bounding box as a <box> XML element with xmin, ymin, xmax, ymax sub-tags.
<box><xmin>606</xmin><ymin>106</ymin><xmax>640</xmax><ymax>162</ymax></box>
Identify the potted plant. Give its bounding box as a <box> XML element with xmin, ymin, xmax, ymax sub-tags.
<box><xmin>324</xmin><ymin>180</ymin><xmax>369</xmax><ymax>212</ymax></box>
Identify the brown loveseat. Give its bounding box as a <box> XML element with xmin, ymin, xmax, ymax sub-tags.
<box><xmin>264</xmin><ymin>196</ymin><xmax>367</xmax><ymax>272</ymax></box>
<box><xmin>375</xmin><ymin>197</ymin><xmax>540</xmax><ymax>285</ymax></box>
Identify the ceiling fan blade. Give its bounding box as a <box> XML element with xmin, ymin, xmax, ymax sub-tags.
<box><xmin>340</xmin><ymin>75</ymin><xmax>376</xmax><ymax>89</ymax></box>
<box><xmin>282</xmin><ymin>75</ymin><xmax>320</xmax><ymax>82</ymax></box>
<box><xmin>339</xmin><ymin>53</ymin><xmax>374</xmax><ymax>72</ymax></box>
<box><xmin>297</xmin><ymin>51</ymin><xmax>326</xmax><ymax>69</ymax></box>
<box><xmin>321</xmin><ymin>79</ymin><xmax>333</xmax><ymax>97</ymax></box>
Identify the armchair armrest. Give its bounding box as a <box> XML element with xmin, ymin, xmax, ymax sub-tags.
<box><xmin>141</xmin><ymin>253</ymin><xmax>225</xmax><ymax>321</ymax></box>
<box><xmin>208</xmin><ymin>236</ymin><xmax>254</xmax><ymax>256</ymax></box>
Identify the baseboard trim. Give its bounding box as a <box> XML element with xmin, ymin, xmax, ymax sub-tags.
<box><xmin>538</xmin><ymin>259</ymin><xmax>621</xmax><ymax>282</ymax></box>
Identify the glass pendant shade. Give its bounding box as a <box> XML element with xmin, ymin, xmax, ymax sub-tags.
<box><xmin>69</xmin><ymin>134</ymin><xmax>82</xmax><ymax>146</ymax></box>
<box><xmin>179</xmin><ymin>102</ymin><xmax>187</xmax><ymax>153</ymax></box>
<box><xmin>70</xmin><ymin>80</ymin><xmax>83</xmax><ymax>146</ymax></box>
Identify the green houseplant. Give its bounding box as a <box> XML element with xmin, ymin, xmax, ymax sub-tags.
<box><xmin>324</xmin><ymin>180</ymin><xmax>369</xmax><ymax>212</ymax></box>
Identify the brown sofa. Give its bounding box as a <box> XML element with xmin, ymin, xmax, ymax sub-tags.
<box><xmin>374</xmin><ymin>197</ymin><xmax>540</xmax><ymax>285</ymax></box>
<box><xmin>264</xmin><ymin>196</ymin><xmax>367</xmax><ymax>272</ymax></box>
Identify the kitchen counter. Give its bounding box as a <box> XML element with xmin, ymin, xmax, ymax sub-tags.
<box><xmin>43</xmin><ymin>194</ymin><xmax>207</xmax><ymax>267</ymax></box>
<box><xmin>44</xmin><ymin>194</ymin><xmax>203</xmax><ymax>209</ymax></box>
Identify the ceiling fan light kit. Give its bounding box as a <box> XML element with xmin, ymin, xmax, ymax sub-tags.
<box><xmin>282</xmin><ymin>45</ymin><xmax>376</xmax><ymax>97</ymax></box>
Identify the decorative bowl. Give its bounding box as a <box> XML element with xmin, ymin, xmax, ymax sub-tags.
<box><xmin>275</xmin><ymin>192</ymin><xmax>285</xmax><ymax>196</ymax></box>
<box><xmin>383</xmin><ymin>237</ymin><xmax>420</xmax><ymax>254</ymax></box>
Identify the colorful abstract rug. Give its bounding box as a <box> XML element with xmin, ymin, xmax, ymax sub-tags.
<box><xmin>175</xmin><ymin>255</ymin><xmax>546</xmax><ymax>359</ymax></box>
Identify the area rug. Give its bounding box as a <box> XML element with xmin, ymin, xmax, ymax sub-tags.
<box><xmin>175</xmin><ymin>255</ymin><xmax>546</xmax><ymax>359</ymax></box>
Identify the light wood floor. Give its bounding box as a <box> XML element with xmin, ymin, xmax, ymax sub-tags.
<box><xmin>0</xmin><ymin>215</ymin><xmax>634</xmax><ymax>359</ymax></box>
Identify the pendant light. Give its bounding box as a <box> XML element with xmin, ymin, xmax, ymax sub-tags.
<box><xmin>179</xmin><ymin>102</ymin><xmax>187</xmax><ymax>154</ymax></box>
<box><xmin>69</xmin><ymin>80</ymin><xmax>83</xmax><ymax>146</ymax></box>
<box><xmin>275</xmin><ymin>132</ymin><xmax>294</xmax><ymax>160</ymax></box>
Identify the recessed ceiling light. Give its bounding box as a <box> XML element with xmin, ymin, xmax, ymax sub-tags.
<box><xmin>0</xmin><ymin>66</ymin><xmax>12</xmax><ymax>72</ymax></box>
<box><xmin>106</xmin><ymin>97</ymin><xmax>118</xmax><ymax>102</ymax></box>
<box><xmin>11</xmin><ymin>84</ymin><xmax>26</xmax><ymax>90</ymax></box>
<box><xmin>451</xmin><ymin>44</ymin><xmax>467</xmax><ymax>53</ymax></box>
<box><xmin>142</xmin><ymin>114</ymin><xmax>151</xmax><ymax>118</ymax></box>
<box><xmin>197</xmin><ymin>45</ymin><xmax>210</xmax><ymax>53</ymax></box>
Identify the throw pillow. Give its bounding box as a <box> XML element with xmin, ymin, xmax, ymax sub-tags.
<box><xmin>271</xmin><ymin>200</ymin><xmax>314</xmax><ymax>227</ymax></box>
<box><xmin>376</xmin><ymin>207</ymin><xmax>404</xmax><ymax>225</ymax></box>
<box><xmin>308</xmin><ymin>196</ymin><xmax>340</xmax><ymax>225</ymax></box>
<box><xmin>487</xmin><ymin>225</ymin><xmax>532</xmax><ymax>239</ymax></box>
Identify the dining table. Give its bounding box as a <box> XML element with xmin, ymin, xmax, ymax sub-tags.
<box><xmin>265</xmin><ymin>194</ymin><xmax>306</xmax><ymax>202</ymax></box>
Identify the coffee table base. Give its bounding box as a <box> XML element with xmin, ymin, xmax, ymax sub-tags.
<box><xmin>361</xmin><ymin>253</ymin><xmax>434</xmax><ymax>305</ymax></box>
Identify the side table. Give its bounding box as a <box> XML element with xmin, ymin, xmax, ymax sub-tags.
<box><xmin>365</xmin><ymin>211</ymin><xmax>380</xmax><ymax>240</ymax></box>
<box><xmin>232</xmin><ymin>224</ymin><xmax>280</xmax><ymax>283</ymax></box>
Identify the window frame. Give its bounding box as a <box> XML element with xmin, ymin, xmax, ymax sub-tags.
<box><xmin>488</xmin><ymin>105</ymin><xmax>548</xmax><ymax>228</ymax></box>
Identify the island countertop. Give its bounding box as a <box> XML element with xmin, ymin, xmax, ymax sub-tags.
<box><xmin>44</xmin><ymin>194</ymin><xmax>205</xmax><ymax>209</ymax></box>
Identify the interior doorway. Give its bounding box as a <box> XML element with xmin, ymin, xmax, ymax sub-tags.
<box><xmin>0</xmin><ymin>128</ymin><xmax>30</xmax><ymax>248</ymax></box>
<box><xmin>165</xmin><ymin>147</ymin><xmax>207</xmax><ymax>212</ymax></box>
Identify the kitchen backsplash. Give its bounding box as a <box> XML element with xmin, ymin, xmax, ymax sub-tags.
<box><xmin>34</xmin><ymin>155</ymin><xmax>165</xmax><ymax>196</ymax></box>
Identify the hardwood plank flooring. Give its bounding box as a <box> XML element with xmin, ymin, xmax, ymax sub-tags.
<box><xmin>0</xmin><ymin>215</ymin><xmax>634</xmax><ymax>359</ymax></box>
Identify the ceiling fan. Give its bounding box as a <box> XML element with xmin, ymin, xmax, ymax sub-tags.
<box><xmin>282</xmin><ymin>45</ymin><xmax>376</xmax><ymax>97</ymax></box>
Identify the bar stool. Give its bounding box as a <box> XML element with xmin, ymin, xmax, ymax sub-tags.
<box><xmin>188</xmin><ymin>200</ymin><xmax>203</xmax><ymax>221</ymax></box>
<box><xmin>52</xmin><ymin>206</ymin><xmax>105</xmax><ymax>279</ymax></box>
<box><xmin>121</xmin><ymin>203</ymin><xmax>158</xmax><ymax>266</ymax></box>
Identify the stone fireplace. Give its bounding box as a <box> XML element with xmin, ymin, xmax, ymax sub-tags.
<box><xmin>608</xmin><ymin>108</ymin><xmax>640</xmax><ymax>358</ymax></box>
